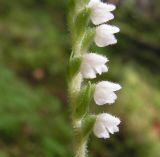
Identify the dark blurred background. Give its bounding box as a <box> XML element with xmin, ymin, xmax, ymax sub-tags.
<box><xmin>0</xmin><ymin>0</ymin><xmax>159</xmax><ymax>157</ymax></box>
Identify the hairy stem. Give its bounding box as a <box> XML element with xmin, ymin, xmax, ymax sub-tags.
<box><xmin>75</xmin><ymin>140</ymin><xmax>87</xmax><ymax>157</ymax></box>
<box><xmin>68</xmin><ymin>1</ymin><xmax>91</xmax><ymax>157</ymax></box>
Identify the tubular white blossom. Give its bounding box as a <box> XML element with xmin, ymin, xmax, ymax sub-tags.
<box><xmin>93</xmin><ymin>113</ymin><xmax>120</xmax><ymax>139</ymax></box>
<box><xmin>80</xmin><ymin>53</ymin><xmax>109</xmax><ymax>79</ymax></box>
<box><xmin>94</xmin><ymin>81</ymin><xmax>121</xmax><ymax>105</ymax></box>
<box><xmin>87</xmin><ymin>0</ymin><xmax>116</xmax><ymax>25</ymax></box>
<box><xmin>95</xmin><ymin>24</ymin><xmax>120</xmax><ymax>47</ymax></box>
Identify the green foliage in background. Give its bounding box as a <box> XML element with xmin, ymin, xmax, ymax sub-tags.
<box><xmin>0</xmin><ymin>0</ymin><xmax>159</xmax><ymax>157</ymax></box>
<box><xmin>0</xmin><ymin>65</ymin><xmax>72</xmax><ymax>157</ymax></box>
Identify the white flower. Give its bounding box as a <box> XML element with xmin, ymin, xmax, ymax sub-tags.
<box><xmin>88</xmin><ymin>0</ymin><xmax>116</xmax><ymax>25</ymax></box>
<box><xmin>80</xmin><ymin>53</ymin><xmax>108</xmax><ymax>79</ymax></box>
<box><xmin>95</xmin><ymin>24</ymin><xmax>120</xmax><ymax>47</ymax></box>
<box><xmin>93</xmin><ymin>113</ymin><xmax>120</xmax><ymax>139</ymax></box>
<box><xmin>94</xmin><ymin>81</ymin><xmax>121</xmax><ymax>105</ymax></box>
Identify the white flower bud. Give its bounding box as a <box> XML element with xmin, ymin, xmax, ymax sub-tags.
<box><xmin>95</xmin><ymin>24</ymin><xmax>120</xmax><ymax>47</ymax></box>
<box><xmin>94</xmin><ymin>81</ymin><xmax>121</xmax><ymax>105</ymax></box>
<box><xmin>80</xmin><ymin>53</ymin><xmax>109</xmax><ymax>79</ymax></box>
<box><xmin>88</xmin><ymin>0</ymin><xmax>116</xmax><ymax>25</ymax></box>
<box><xmin>93</xmin><ymin>113</ymin><xmax>120</xmax><ymax>139</ymax></box>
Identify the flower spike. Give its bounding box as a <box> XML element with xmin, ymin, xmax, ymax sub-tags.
<box><xmin>67</xmin><ymin>0</ymin><xmax>121</xmax><ymax>156</ymax></box>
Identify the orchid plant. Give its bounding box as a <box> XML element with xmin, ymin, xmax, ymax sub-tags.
<box><xmin>67</xmin><ymin>0</ymin><xmax>121</xmax><ymax>157</ymax></box>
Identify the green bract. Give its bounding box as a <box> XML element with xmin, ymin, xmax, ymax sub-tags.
<box><xmin>68</xmin><ymin>56</ymin><xmax>82</xmax><ymax>81</ymax></box>
<box><xmin>74</xmin><ymin>8</ymin><xmax>91</xmax><ymax>36</ymax></box>
<box><xmin>75</xmin><ymin>82</ymin><xmax>95</xmax><ymax>119</ymax></box>
<box><xmin>81</xmin><ymin>115</ymin><xmax>96</xmax><ymax>140</ymax></box>
<box><xmin>81</xmin><ymin>28</ymin><xmax>95</xmax><ymax>52</ymax></box>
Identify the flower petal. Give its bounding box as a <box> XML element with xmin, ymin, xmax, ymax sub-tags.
<box><xmin>88</xmin><ymin>0</ymin><xmax>100</xmax><ymax>8</ymax></box>
<box><xmin>94</xmin><ymin>81</ymin><xmax>121</xmax><ymax>105</ymax></box>
<box><xmin>93</xmin><ymin>121</ymin><xmax>110</xmax><ymax>138</ymax></box>
<box><xmin>81</xmin><ymin>63</ymin><xmax>96</xmax><ymax>78</ymax></box>
<box><xmin>93</xmin><ymin>113</ymin><xmax>120</xmax><ymax>139</ymax></box>
<box><xmin>80</xmin><ymin>53</ymin><xmax>108</xmax><ymax>79</ymax></box>
<box><xmin>97</xmin><ymin>81</ymin><xmax>122</xmax><ymax>91</ymax></box>
<box><xmin>91</xmin><ymin>8</ymin><xmax>114</xmax><ymax>25</ymax></box>
<box><xmin>95</xmin><ymin>32</ymin><xmax>117</xmax><ymax>47</ymax></box>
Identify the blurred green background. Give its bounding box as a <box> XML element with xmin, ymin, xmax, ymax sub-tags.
<box><xmin>0</xmin><ymin>0</ymin><xmax>159</xmax><ymax>157</ymax></box>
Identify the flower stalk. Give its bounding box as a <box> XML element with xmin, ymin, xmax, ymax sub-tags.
<box><xmin>67</xmin><ymin>0</ymin><xmax>122</xmax><ymax>157</ymax></box>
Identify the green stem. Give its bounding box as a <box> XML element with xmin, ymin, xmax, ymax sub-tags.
<box><xmin>68</xmin><ymin>1</ymin><xmax>91</xmax><ymax>157</ymax></box>
<box><xmin>73</xmin><ymin>126</ymin><xmax>88</xmax><ymax>157</ymax></box>
<box><xmin>69</xmin><ymin>63</ymin><xmax>87</xmax><ymax>157</ymax></box>
<box><xmin>75</xmin><ymin>140</ymin><xmax>87</xmax><ymax>157</ymax></box>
